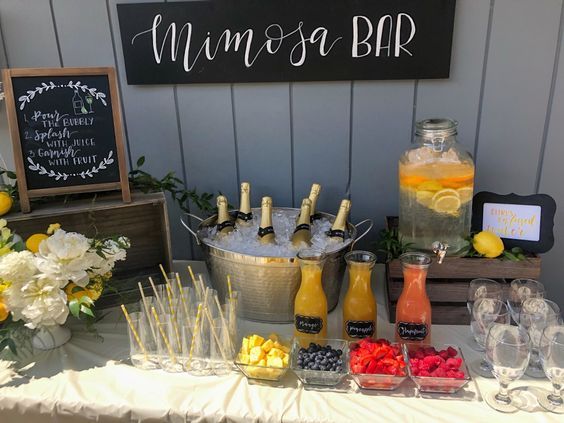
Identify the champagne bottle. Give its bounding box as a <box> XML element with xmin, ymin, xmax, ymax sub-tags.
<box><xmin>216</xmin><ymin>195</ymin><xmax>234</xmax><ymax>235</ymax></box>
<box><xmin>327</xmin><ymin>199</ymin><xmax>351</xmax><ymax>242</ymax></box>
<box><xmin>308</xmin><ymin>183</ymin><xmax>322</xmax><ymax>222</ymax></box>
<box><xmin>292</xmin><ymin>198</ymin><xmax>312</xmax><ymax>247</ymax></box>
<box><xmin>236</xmin><ymin>182</ymin><xmax>253</xmax><ymax>226</ymax></box>
<box><xmin>258</xmin><ymin>197</ymin><xmax>275</xmax><ymax>244</ymax></box>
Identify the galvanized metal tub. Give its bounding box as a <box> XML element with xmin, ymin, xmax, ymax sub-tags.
<box><xmin>181</xmin><ymin>208</ymin><xmax>372</xmax><ymax>323</ymax></box>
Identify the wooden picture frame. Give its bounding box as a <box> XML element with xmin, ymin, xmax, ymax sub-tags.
<box><xmin>2</xmin><ymin>67</ymin><xmax>131</xmax><ymax>213</ymax></box>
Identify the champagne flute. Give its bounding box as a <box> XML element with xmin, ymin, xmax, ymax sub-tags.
<box><xmin>471</xmin><ymin>298</ymin><xmax>510</xmax><ymax>377</ymax></box>
<box><xmin>539</xmin><ymin>324</ymin><xmax>564</xmax><ymax>414</ymax></box>
<box><xmin>467</xmin><ymin>278</ymin><xmax>503</xmax><ymax>314</ymax></box>
<box><xmin>507</xmin><ymin>278</ymin><xmax>545</xmax><ymax>324</ymax></box>
<box><xmin>484</xmin><ymin>323</ymin><xmax>531</xmax><ymax>413</ymax></box>
<box><xmin>519</xmin><ymin>298</ymin><xmax>561</xmax><ymax>378</ymax></box>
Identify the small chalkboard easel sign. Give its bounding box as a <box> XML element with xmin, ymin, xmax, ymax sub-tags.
<box><xmin>2</xmin><ymin>67</ymin><xmax>131</xmax><ymax>212</ymax></box>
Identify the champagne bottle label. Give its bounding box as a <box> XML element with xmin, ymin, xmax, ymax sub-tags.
<box><xmin>258</xmin><ymin>226</ymin><xmax>274</xmax><ymax>237</ymax></box>
<box><xmin>396</xmin><ymin>322</ymin><xmax>428</xmax><ymax>341</ymax></box>
<box><xmin>326</xmin><ymin>229</ymin><xmax>345</xmax><ymax>240</ymax></box>
<box><xmin>294</xmin><ymin>223</ymin><xmax>310</xmax><ymax>233</ymax></box>
<box><xmin>236</xmin><ymin>211</ymin><xmax>253</xmax><ymax>222</ymax></box>
<box><xmin>295</xmin><ymin>314</ymin><xmax>323</xmax><ymax>334</ymax></box>
<box><xmin>345</xmin><ymin>320</ymin><xmax>375</xmax><ymax>339</ymax></box>
<box><xmin>217</xmin><ymin>221</ymin><xmax>235</xmax><ymax>232</ymax></box>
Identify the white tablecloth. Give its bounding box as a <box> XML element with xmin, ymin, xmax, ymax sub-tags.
<box><xmin>0</xmin><ymin>262</ymin><xmax>560</xmax><ymax>422</ymax></box>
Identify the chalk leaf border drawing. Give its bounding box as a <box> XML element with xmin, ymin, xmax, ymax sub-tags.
<box><xmin>18</xmin><ymin>80</ymin><xmax>108</xmax><ymax>111</ymax></box>
<box><xmin>27</xmin><ymin>151</ymin><xmax>115</xmax><ymax>181</ymax></box>
<box><xmin>20</xmin><ymin>79</ymin><xmax>112</xmax><ymax>181</ymax></box>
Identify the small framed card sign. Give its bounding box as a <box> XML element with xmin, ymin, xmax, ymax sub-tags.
<box><xmin>472</xmin><ymin>192</ymin><xmax>556</xmax><ymax>253</ymax></box>
<box><xmin>2</xmin><ymin>67</ymin><xmax>131</xmax><ymax>213</ymax></box>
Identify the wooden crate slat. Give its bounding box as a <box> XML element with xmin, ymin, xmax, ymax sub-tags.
<box><xmin>388</xmin><ymin>256</ymin><xmax>541</xmax><ymax>280</ymax></box>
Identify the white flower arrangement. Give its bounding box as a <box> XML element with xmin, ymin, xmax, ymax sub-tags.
<box><xmin>0</xmin><ymin>221</ymin><xmax>129</xmax><ymax>351</ymax></box>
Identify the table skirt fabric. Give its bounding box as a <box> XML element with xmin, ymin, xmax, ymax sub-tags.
<box><xmin>0</xmin><ymin>263</ymin><xmax>559</xmax><ymax>422</ymax></box>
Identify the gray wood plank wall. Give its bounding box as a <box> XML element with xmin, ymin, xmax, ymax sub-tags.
<box><xmin>0</xmin><ymin>0</ymin><xmax>563</xmax><ymax>308</ymax></box>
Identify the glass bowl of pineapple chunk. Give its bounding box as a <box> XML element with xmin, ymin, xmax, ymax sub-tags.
<box><xmin>234</xmin><ymin>333</ymin><xmax>291</xmax><ymax>381</ymax></box>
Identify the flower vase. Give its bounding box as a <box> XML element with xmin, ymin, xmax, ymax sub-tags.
<box><xmin>32</xmin><ymin>325</ymin><xmax>71</xmax><ymax>350</ymax></box>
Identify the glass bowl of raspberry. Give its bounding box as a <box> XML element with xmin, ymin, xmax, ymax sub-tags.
<box><xmin>405</xmin><ymin>344</ymin><xmax>472</xmax><ymax>394</ymax></box>
<box><xmin>349</xmin><ymin>338</ymin><xmax>408</xmax><ymax>390</ymax></box>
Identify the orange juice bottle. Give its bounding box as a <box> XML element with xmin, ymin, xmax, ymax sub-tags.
<box><xmin>294</xmin><ymin>249</ymin><xmax>327</xmax><ymax>342</ymax></box>
<box><xmin>395</xmin><ymin>252</ymin><xmax>432</xmax><ymax>344</ymax></box>
<box><xmin>342</xmin><ymin>251</ymin><xmax>377</xmax><ymax>341</ymax></box>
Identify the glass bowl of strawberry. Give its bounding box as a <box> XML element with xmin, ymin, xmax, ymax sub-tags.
<box><xmin>349</xmin><ymin>338</ymin><xmax>408</xmax><ymax>390</ymax></box>
<box><xmin>405</xmin><ymin>344</ymin><xmax>471</xmax><ymax>393</ymax></box>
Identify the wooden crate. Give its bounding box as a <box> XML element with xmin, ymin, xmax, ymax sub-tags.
<box><xmin>384</xmin><ymin>216</ymin><xmax>541</xmax><ymax>325</ymax></box>
<box><xmin>5</xmin><ymin>191</ymin><xmax>173</xmax><ymax>308</ymax></box>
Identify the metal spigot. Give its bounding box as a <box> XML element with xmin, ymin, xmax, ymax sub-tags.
<box><xmin>432</xmin><ymin>241</ymin><xmax>449</xmax><ymax>264</ymax></box>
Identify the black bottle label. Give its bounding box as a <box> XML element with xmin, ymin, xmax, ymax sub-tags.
<box><xmin>310</xmin><ymin>213</ymin><xmax>322</xmax><ymax>222</ymax></box>
<box><xmin>236</xmin><ymin>211</ymin><xmax>253</xmax><ymax>222</ymax></box>
<box><xmin>294</xmin><ymin>223</ymin><xmax>310</xmax><ymax>233</ymax></box>
<box><xmin>217</xmin><ymin>221</ymin><xmax>234</xmax><ymax>232</ymax></box>
<box><xmin>258</xmin><ymin>226</ymin><xmax>274</xmax><ymax>237</ymax></box>
<box><xmin>396</xmin><ymin>321</ymin><xmax>428</xmax><ymax>341</ymax></box>
<box><xmin>326</xmin><ymin>229</ymin><xmax>345</xmax><ymax>240</ymax></box>
<box><xmin>295</xmin><ymin>314</ymin><xmax>323</xmax><ymax>334</ymax></box>
<box><xmin>345</xmin><ymin>320</ymin><xmax>375</xmax><ymax>339</ymax></box>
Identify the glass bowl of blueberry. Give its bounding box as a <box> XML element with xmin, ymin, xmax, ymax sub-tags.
<box><xmin>290</xmin><ymin>338</ymin><xmax>349</xmax><ymax>386</ymax></box>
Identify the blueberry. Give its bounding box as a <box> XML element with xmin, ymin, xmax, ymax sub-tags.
<box><xmin>312</xmin><ymin>364</ymin><xmax>319</xmax><ymax>370</ymax></box>
<box><xmin>336</xmin><ymin>349</ymin><xmax>343</xmax><ymax>356</ymax></box>
<box><xmin>300</xmin><ymin>348</ymin><xmax>307</xmax><ymax>354</ymax></box>
<box><xmin>337</xmin><ymin>359</ymin><xmax>343</xmax><ymax>365</ymax></box>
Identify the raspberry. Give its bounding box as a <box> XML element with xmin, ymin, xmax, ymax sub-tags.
<box><xmin>418</xmin><ymin>370</ymin><xmax>430</xmax><ymax>377</ymax></box>
<box><xmin>454</xmin><ymin>371</ymin><xmax>465</xmax><ymax>379</ymax></box>
<box><xmin>433</xmin><ymin>367</ymin><xmax>447</xmax><ymax>378</ymax></box>
<box><xmin>446</xmin><ymin>357</ymin><xmax>462</xmax><ymax>369</ymax></box>
<box><xmin>439</xmin><ymin>350</ymin><xmax>449</xmax><ymax>360</ymax></box>
<box><xmin>424</xmin><ymin>347</ymin><xmax>437</xmax><ymax>356</ymax></box>
<box><xmin>447</xmin><ymin>346</ymin><xmax>458</xmax><ymax>357</ymax></box>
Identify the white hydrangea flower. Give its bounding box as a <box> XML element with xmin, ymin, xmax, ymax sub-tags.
<box><xmin>36</xmin><ymin>229</ymin><xmax>94</xmax><ymax>287</ymax></box>
<box><xmin>0</xmin><ymin>251</ymin><xmax>38</xmax><ymax>286</ymax></box>
<box><xmin>4</xmin><ymin>276</ymin><xmax>69</xmax><ymax>329</ymax></box>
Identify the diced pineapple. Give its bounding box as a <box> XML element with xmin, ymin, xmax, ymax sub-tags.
<box><xmin>258</xmin><ymin>359</ymin><xmax>266</xmax><ymax>367</ymax></box>
<box><xmin>268</xmin><ymin>347</ymin><xmax>284</xmax><ymax>358</ymax></box>
<box><xmin>267</xmin><ymin>356</ymin><xmax>284</xmax><ymax>368</ymax></box>
<box><xmin>268</xmin><ymin>333</ymin><xmax>279</xmax><ymax>342</ymax></box>
<box><xmin>241</xmin><ymin>337</ymin><xmax>250</xmax><ymax>355</ymax></box>
<box><xmin>280</xmin><ymin>345</ymin><xmax>290</xmax><ymax>354</ymax></box>
<box><xmin>249</xmin><ymin>346</ymin><xmax>265</xmax><ymax>365</ymax></box>
<box><xmin>282</xmin><ymin>354</ymin><xmax>289</xmax><ymax>366</ymax></box>
<box><xmin>238</xmin><ymin>353</ymin><xmax>250</xmax><ymax>364</ymax></box>
<box><xmin>249</xmin><ymin>335</ymin><xmax>265</xmax><ymax>348</ymax></box>
<box><xmin>261</xmin><ymin>339</ymin><xmax>274</xmax><ymax>353</ymax></box>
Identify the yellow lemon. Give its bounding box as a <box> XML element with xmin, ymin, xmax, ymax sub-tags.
<box><xmin>432</xmin><ymin>195</ymin><xmax>461</xmax><ymax>215</ymax></box>
<box><xmin>65</xmin><ymin>282</ymin><xmax>102</xmax><ymax>302</ymax></box>
<box><xmin>417</xmin><ymin>180</ymin><xmax>443</xmax><ymax>192</ymax></box>
<box><xmin>0</xmin><ymin>192</ymin><xmax>13</xmax><ymax>216</ymax></box>
<box><xmin>473</xmin><ymin>231</ymin><xmax>504</xmax><ymax>258</ymax></box>
<box><xmin>416</xmin><ymin>190</ymin><xmax>435</xmax><ymax>208</ymax></box>
<box><xmin>457</xmin><ymin>187</ymin><xmax>474</xmax><ymax>204</ymax></box>
<box><xmin>25</xmin><ymin>233</ymin><xmax>49</xmax><ymax>253</ymax></box>
<box><xmin>0</xmin><ymin>297</ymin><xmax>9</xmax><ymax>322</ymax></box>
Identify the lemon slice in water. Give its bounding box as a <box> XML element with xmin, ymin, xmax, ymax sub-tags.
<box><xmin>432</xmin><ymin>195</ymin><xmax>461</xmax><ymax>214</ymax></box>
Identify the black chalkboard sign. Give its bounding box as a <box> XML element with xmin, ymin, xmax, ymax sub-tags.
<box><xmin>3</xmin><ymin>67</ymin><xmax>130</xmax><ymax>212</ymax></box>
<box><xmin>117</xmin><ymin>0</ymin><xmax>457</xmax><ymax>84</ymax></box>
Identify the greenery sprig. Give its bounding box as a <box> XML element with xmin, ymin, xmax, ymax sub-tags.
<box><xmin>128</xmin><ymin>156</ymin><xmax>215</xmax><ymax>215</ymax></box>
<box><xmin>377</xmin><ymin>228</ymin><xmax>414</xmax><ymax>262</ymax></box>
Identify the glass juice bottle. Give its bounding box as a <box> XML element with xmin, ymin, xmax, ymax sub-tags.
<box><xmin>294</xmin><ymin>249</ymin><xmax>327</xmax><ymax>343</ymax></box>
<box><xmin>395</xmin><ymin>252</ymin><xmax>432</xmax><ymax>344</ymax></box>
<box><xmin>399</xmin><ymin>118</ymin><xmax>475</xmax><ymax>255</ymax></box>
<box><xmin>342</xmin><ymin>251</ymin><xmax>377</xmax><ymax>341</ymax></box>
